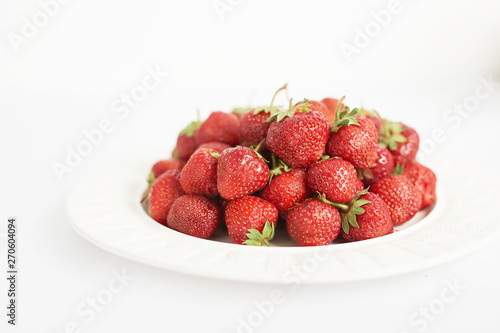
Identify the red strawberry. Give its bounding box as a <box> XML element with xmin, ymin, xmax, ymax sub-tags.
<box><xmin>339</xmin><ymin>192</ymin><xmax>393</xmax><ymax>241</ymax></box>
<box><xmin>195</xmin><ymin>111</ymin><xmax>240</xmax><ymax>146</ymax></box>
<box><xmin>217</xmin><ymin>146</ymin><xmax>269</xmax><ymax>200</ymax></box>
<box><xmin>240</xmin><ymin>109</ymin><xmax>271</xmax><ymax>147</ymax></box>
<box><xmin>361</xmin><ymin>145</ymin><xmax>395</xmax><ymax>186</ymax></box>
<box><xmin>402</xmin><ymin>161</ymin><xmax>437</xmax><ymax>209</ymax></box>
<box><xmin>175</xmin><ymin>120</ymin><xmax>201</xmax><ymax>160</ymax></box>
<box><xmin>225</xmin><ymin>196</ymin><xmax>278</xmax><ymax>245</ymax></box>
<box><xmin>370</xmin><ymin>175</ymin><xmax>422</xmax><ymax>225</ymax></box>
<box><xmin>240</xmin><ymin>85</ymin><xmax>288</xmax><ymax>146</ymax></box>
<box><xmin>307</xmin><ymin>158</ymin><xmax>364</xmax><ymax>204</ymax></box>
<box><xmin>149</xmin><ymin>159</ymin><xmax>185</xmax><ymax>185</ymax></box>
<box><xmin>379</xmin><ymin>122</ymin><xmax>419</xmax><ymax>166</ymax></box>
<box><xmin>180</xmin><ymin>148</ymin><xmax>218</xmax><ymax>197</ymax></box>
<box><xmin>166</xmin><ymin>194</ymin><xmax>220</xmax><ymax>239</ymax></box>
<box><xmin>266</xmin><ymin>103</ymin><xmax>330</xmax><ymax>168</ymax></box>
<box><xmin>321</xmin><ymin>97</ymin><xmax>345</xmax><ymax>123</ymax></box>
<box><xmin>196</xmin><ymin>141</ymin><xmax>231</xmax><ymax>154</ymax></box>
<box><xmin>148</xmin><ymin>170</ymin><xmax>185</xmax><ymax>225</ymax></box>
<box><xmin>286</xmin><ymin>199</ymin><xmax>341</xmax><ymax>246</ymax></box>
<box><xmin>260</xmin><ymin>167</ymin><xmax>310</xmax><ymax>217</ymax></box>
<box><xmin>327</xmin><ymin>117</ymin><xmax>379</xmax><ymax>169</ymax></box>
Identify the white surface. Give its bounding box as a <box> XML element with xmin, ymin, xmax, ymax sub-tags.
<box><xmin>2</xmin><ymin>0</ymin><xmax>500</xmax><ymax>332</ymax></box>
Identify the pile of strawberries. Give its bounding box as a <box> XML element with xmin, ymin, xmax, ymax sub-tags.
<box><xmin>144</xmin><ymin>85</ymin><xmax>437</xmax><ymax>247</ymax></box>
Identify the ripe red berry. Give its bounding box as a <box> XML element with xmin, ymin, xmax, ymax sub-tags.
<box><xmin>148</xmin><ymin>170</ymin><xmax>185</xmax><ymax>225</ymax></box>
<box><xmin>167</xmin><ymin>195</ymin><xmax>220</xmax><ymax>239</ymax></box>
<box><xmin>259</xmin><ymin>168</ymin><xmax>310</xmax><ymax>217</ymax></box>
<box><xmin>174</xmin><ymin>120</ymin><xmax>201</xmax><ymax>160</ymax></box>
<box><xmin>225</xmin><ymin>196</ymin><xmax>278</xmax><ymax>245</ymax></box>
<box><xmin>286</xmin><ymin>199</ymin><xmax>341</xmax><ymax>246</ymax></box>
<box><xmin>266</xmin><ymin>111</ymin><xmax>330</xmax><ymax>168</ymax></box>
<box><xmin>240</xmin><ymin>109</ymin><xmax>271</xmax><ymax>147</ymax></box>
<box><xmin>379</xmin><ymin>122</ymin><xmax>419</xmax><ymax>166</ymax></box>
<box><xmin>340</xmin><ymin>192</ymin><xmax>393</xmax><ymax>242</ymax></box>
<box><xmin>180</xmin><ymin>148</ymin><xmax>218</xmax><ymax>197</ymax></box>
<box><xmin>361</xmin><ymin>145</ymin><xmax>395</xmax><ymax>186</ymax></box>
<box><xmin>195</xmin><ymin>111</ymin><xmax>240</xmax><ymax>146</ymax></box>
<box><xmin>307</xmin><ymin>158</ymin><xmax>364</xmax><ymax>204</ymax></box>
<box><xmin>402</xmin><ymin>161</ymin><xmax>437</xmax><ymax>209</ymax></box>
<box><xmin>150</xmin><ymin>159</ymin><xmax>185</xmax><ymax>180</ymax></box>
<box><xmin>327</xmin><ymin>117</ymin><xmax>379</xmax><ymax>169</ymax></box>
<box><xmin>370</xmin><ymin>175</ymin><xmax>422</xmax><ymax>226</ymax></box>
<box><xmin>217</xmin><ymin>146</ymin><xmax>269</xmax><ymax>200</ymax></box>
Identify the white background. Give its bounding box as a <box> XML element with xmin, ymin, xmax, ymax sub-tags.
<box><xmin>2</xmin><ymin>0</ymin><xmax>500</xmax><ymax>332</ymax></box>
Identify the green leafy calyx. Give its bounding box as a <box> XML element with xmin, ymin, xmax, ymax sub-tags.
<box><xmin>243</xmin><ymin>221</ymin><xmax>275</xmax><ymax>246</ymax></box>
<box><xmin>330</xmin><ymin>96</ymin><xmax>361</xmax><ymax>132</ymax></box>
<box><xmin>179</xmin><ymin>120</ymin><xmax>201</xmax><ymax>137</ymax></box>
<box><xmin>393</xmin><ymin>164</ymin><xmax>404</xmax><ymax>175</ymax></box>
<box><xmin>378</xmin><ymin>121</ymin><xmax>408</xmax><ymax>151</ymax></box>
<box><xmin>268</xmin><ymin>154</ymin><xmax>291</xmax><ymax>183</ymax></box>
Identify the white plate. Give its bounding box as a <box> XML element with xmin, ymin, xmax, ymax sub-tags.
<box><xmin>66</xmin><ymin>153</ymin><xmax>500</xmax><ymax>283</ymax></box>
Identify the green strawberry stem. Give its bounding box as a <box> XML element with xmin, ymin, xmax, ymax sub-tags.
<box><xmin>243</xmin><ymin>221</ymin><xmax>275</xmax><ymax>246</ymax></box>
<box><xmin>254</xmin><ymin>138</ymin><xmax>266</xmax><ymax>153</ymax></box>
<box><xmin>254</xmin><ymin>84</ymin><xmax>288</xmax><ymax>116</ymax></box>
<box><xmin>317</xmin><ymin>189</ymin><xmax>371</xmax><ymax>234</ymax></box>
<box><xmin>268</xmin><ymin>154</ymin><xmax>291</xmax><ymax>183</ymax></box>
<box><xmin>317</xmin><ymin>193</ymin><xmax>349</xmax><ymax>211</ymax></box>
<box><xmin>330</xmin><ymin>96</ymin><xmax>360</xmax><ymax>132</ymax></box>
<box><xmin>269</xmin><ymin>83</ymin><xmax>288</xmax><ymax>109</ymax></box>
<box><xmin>334</xmin><ymin>96</ymin><xmax>346</xmax><ymax>123</ymax></box>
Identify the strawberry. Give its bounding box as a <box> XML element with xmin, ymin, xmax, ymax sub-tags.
<box><xmin>338</xmin><ymin>192</ymin><xmax>393</xmax><ymax>242</ymax></box>
<box><xmin>167</xmin><ymin>195</ymin><xmax>220</xmax><ymax>239</ymax></box>
<box><xmin>326</xmin><ymin>98</ymin><xmax>378</xmax><ymax>169</ymax></box>
<box><xmin>225</xmin><ymin>196</ymin><xmax>278</xmax><ymax>245</ymax></box>
<box><xmin>196</xmin><ymin>141</ymin><xmax>231</xmax><ymax>154</ymax></box>
<box><xmin>307</xmin><ymin>158</ymin><xmax>364</xmax><ymax>204</ymax></box>
<box><xmin>266</xmin><ymin>101</ymin><xmax>330</xmax><ymax>168</ymax></box>
<box><xmin>180</xmin><ymin>148</ymin><xmax>218</xmax><ymax>197</ymax></box>
<box><xmin>240</xmin><ymin>84</ymin><xmax>288</xmax><ymax>147</ymax></box>
<box><xmin>240</xmin><ymin>110</ymin><xmax>271</xmax><ymax>147</ymax></box>
<box><xmin>175</xmin><ymin>120</ymin><xmax>201</xmax><ymax>160</ymax></box>
<box><xmin>321</xmin><ymin>97</ymin><xmax>345</xmax><ymax>123</ymax></box>
<box><xmin>379</xmin><ymin>122</ymin><xmax>419</xmax><ymax>166</ymax></box>
<box><xmin>401</xmin><ymin>161</ymin><xmax>437</xmax><ymax>209</ymax></box>
<box><xmin>286</xmin><ymin>199</ymin><xmax>341</xmax><ymax>246</ymax></box>
<box><xmin>360</xmin><ymin>145</ymin><xmax>395</xmax><ymax>186</ymax></box>
<box><xmin>259</xmin><ymin>162</ymin><xmax>310</xmax><ymax>217</ymax></box>
<box><xmin>370</xmin><ymin>175</ymin><xmax>422</xmax><ymax>226</ymax></box>
<box><xmin>327</xmin><ymin>117</ymin><xmax>378</xmax><ymax>169</ymax></box>
<box><xmin>149</xmin><ymin>159</ymin><xmax>185</xmax><ymax>185</ymax></box>
<box><xmin>148</xmin><ymin>170</ymin><xmax>185</xmax><ymax>225</ymax></box>
<box><xmin>195</xmin><ymin>111</ymin><xmax>240</xmax><ymax>146</ymax></box>
<box><xmin>217</xmin><ymin>146</ymin><xmax>269</xmax><ymax>200</ymax></box>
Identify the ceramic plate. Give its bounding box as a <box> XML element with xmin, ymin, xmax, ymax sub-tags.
<box><xmin>66</xmin><ymin>153</ymin><xmax>500</xmax><ymax>283</ymax></box>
